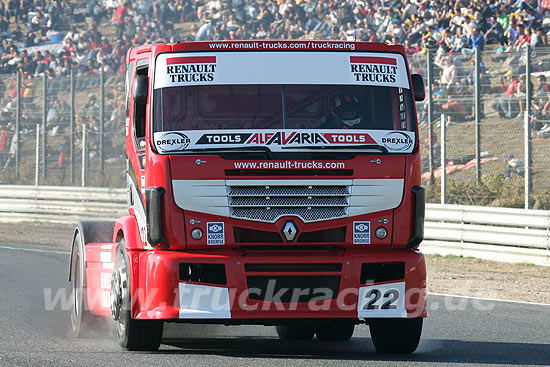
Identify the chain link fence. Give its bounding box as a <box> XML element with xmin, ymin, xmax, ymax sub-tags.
<box><xmin>0</xmin><ymin>70</ymin><xmax>125</xmax><ymax>188</ymax></box>
<box><xmin>419</xmin><ymin>46</ymin><xmax>550</xmax><ymax>209</ymax></box>
<box><xmin>1</xmin><ymin>47</ymin><xmax>550</xmax><ymax>210</ymax></box>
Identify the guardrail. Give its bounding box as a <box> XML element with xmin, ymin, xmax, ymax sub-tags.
<box><xmin>423</xmin><ymin>204</ymin><xmax>550</xmax><ymax>266</ymax></box>
<box><xmin>0</xmin><ymin>185</ymin><xmax>127</xmax><ymax>223</ymax></box>
<box><xmin>0</xmin><ymin>186</ymin><xmax>548</xmax><ymax>266</ymax></box>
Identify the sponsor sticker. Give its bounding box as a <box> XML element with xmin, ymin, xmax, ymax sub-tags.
<box><xmin>165</xmin><ymin>56</ymin><xmax>217</xmax><ymax>84</ymax></box>
<box><xmin>153</xmin><ymin>129</ymin><xmax>415</xmax><ymax>153</ymax></box>
<box><xmin>196</xmin><ymin>133</ymin><xmax>250</xmax><ymax>144</ymax></box>
<box><xmin>101</xmin><ymin>290</ymin><xmax>110</xmax><ymax>308</ymax></box>
<box><xmin>381</xmin><ymin>131</ymin><xmax>413</xmax><ymax>152</ymax></box>
<box><xmin>100</xmin><ymin>272</ymin><xmax>111</xmax><ymax>289</ymax></box>
<box><xmin>155</xmin><ymin>132</ymin><xmax>190</xmax><ymax>152</ymax></box>
<box><xmin>207</xmin><ymin>222</ymin><xmax>225</xmax><ymax>245</ymax></box>
<box><xmin>353</xmin><ymin>221</ymin><xmax>370</xmax><ymax>244</ymax></box>
<box><xmin>195</xmin><ymin>131</ymin><xmax>376</xmax><ymax>146</ymax></box>
<box><xmin>349</xmin><ymin>56</ymin><xmax>398</xmax><ymax>84</ymax></box>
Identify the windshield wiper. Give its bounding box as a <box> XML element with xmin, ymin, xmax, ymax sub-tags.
<box><xmin>281</xmin><ymin>144</ymin><xmax>388</xmax><ymax>154</ymax></box>
<box><xmin>182</xmin><ymin>146</ymin><xmax>276</xmax><ymax>159</ymax></box>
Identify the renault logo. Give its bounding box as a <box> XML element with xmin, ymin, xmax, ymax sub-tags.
<box><xmin>281</xmin><ymin>220</ymin><xmax>299</xmax><ymax>242</ymax></box>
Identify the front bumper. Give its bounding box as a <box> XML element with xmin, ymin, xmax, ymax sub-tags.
<box><xmin>131</xmin><ymin>248</ymin><xmax>427</xmax><ymax>321</ymax></box>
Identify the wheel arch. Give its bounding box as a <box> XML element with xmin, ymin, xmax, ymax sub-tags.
<box><xmin>68</xmin><ymin>221</ymin><xmax>116</xmax><ymax>282</ymax></box>
<box><xmin>113</xmin><ymin>216</ymin><xmax>142</xmax><ymax>250</ymax></box>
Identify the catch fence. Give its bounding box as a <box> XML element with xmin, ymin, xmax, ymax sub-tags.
<box><xmin>1</xmin><ymin>46</ymin><xmax>550</xmax><ymax>210</ymax></box>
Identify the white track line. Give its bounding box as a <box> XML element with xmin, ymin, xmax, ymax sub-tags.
<box><xmin>0</xmin><ymin>244</ymin><xmax>549</xmax><ymax>307</ymax></box>
<box><xmin>0</xmin><ymin>245</ymin><xmax>69</xmax><ymax>255</ymax></box>
<box><xmin>429</xmin><ymin>292</ymin><xmax>550</xmax><ymax>307</ymax></box>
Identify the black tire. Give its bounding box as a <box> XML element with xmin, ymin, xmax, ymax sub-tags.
<box><xmin>276</xmin><ymin>325</ymin><xmax>315</xmax><ymax>341</ymax></box>
<box><xmin>369</xmin><ymin>318</ymin><xmax>423</xmax><ymax>354</ymax></box>
<box><xmin>112</xmin><ymin>241</ymin><xmax>163</xmax><ymax>351</ymax></box>
<box><xmin>69</xmin><ymin>232</ymin><xmax>107</xmax><ymax>337</ymax></box>
<box><xmin>316</xmin><ymin>320</ymin><xmax>355</xmax><ymax>341</ymax></box>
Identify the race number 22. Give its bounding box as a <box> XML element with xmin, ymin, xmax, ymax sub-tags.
<box><xmin>357</xmin><ymin>281</ymin><xmax>407</xmax><ymax>318</ymax></box>
<box><xmin>363</xmin><ymin>288</ymin><xmax>399</xmax><ymax>310</ymax></box>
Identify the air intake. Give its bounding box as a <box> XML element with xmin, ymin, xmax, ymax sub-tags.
<box><xmin>228</xmin><ymin>184</ymin><xmax>350</xmax><ymax>223</ymax></box>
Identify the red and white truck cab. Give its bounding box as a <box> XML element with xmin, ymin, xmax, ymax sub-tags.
<box><xmin>69</xmin><ymin>40</ymin><xmax>427</xmax><ymax>353</ymax></box>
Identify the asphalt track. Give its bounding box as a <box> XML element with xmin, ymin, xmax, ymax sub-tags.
<box><xmin>0</xmin><ymin>243</ymin><xmax>549</xmax><ymax>367</ymax></box>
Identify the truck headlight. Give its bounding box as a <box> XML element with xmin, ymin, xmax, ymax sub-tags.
<box><xmin>375</xmin><ymin>227</ymin><xmax>388</xmax><ymax>239</ymax></box>
<box><xmin>191</xmin><ymin>228</ymin><xmax>203</xmax><ymax>240</ymax></box>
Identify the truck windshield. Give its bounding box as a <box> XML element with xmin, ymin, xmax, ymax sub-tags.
<box><xmin>153</xmin><ymin>84</ymin><xmax>416</xmax><ymax>132</ymax></box>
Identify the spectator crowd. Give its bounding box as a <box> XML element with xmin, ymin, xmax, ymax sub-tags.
<box><xmin>0</xmin><ymin>0</ymin><xmax>545</xmax><ymax>78</ymax></box>
<box><xmin>0</xmin><ymin>0</ymin><xmax>550</xmax><ymax>179</ymax></box>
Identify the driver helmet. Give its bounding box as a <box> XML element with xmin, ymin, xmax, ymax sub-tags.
<box><xmin>332</xmin><ymin>93</ymin><xmax>362</xmax><ymax>127</ymax></box>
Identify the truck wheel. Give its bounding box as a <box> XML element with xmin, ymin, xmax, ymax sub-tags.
<box><xmin>316</xmin><ymin>321</ymin><xmax>355</xmax><ymax>341</ymax></box>
<box><xmin>70</xmin><ymin>232</ymin><xmax>105</xmax><ymax>337</ymax></box>
<box><xmin>369</xmin><ymin>318</ymin><xmax>423</xmax><ymax>353</ymax></box>
<box><xmin>275</xmin><ymin>325</ymin><xmax>315</xmax><ymax>341</ymax></box>
<box><xmin>111</xmin><ymin>241</ymin><xmax>163</xmax><ymax>351</ymax></box>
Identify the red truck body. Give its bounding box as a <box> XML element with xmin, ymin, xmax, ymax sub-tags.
<box><xmin>69</xmin><ymin>40</ymin><xmax>427</xmax><ymax>352</ymax></box>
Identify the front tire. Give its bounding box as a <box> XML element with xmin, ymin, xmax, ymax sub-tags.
<box><xmin>111</xmin><ymin>240</ymin><xmax>163</xmax><ymax>351</ymax></box>
<box><xmin>369</xmin><ymin>318</ymin><xmax>423</xmax><ymax>353</ymax></box>
<box><xmin>276</xmin><ymin>325</ymin><xmax>315</xmax><ymax>341</ymax></box>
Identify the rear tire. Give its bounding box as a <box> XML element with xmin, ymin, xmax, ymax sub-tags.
<box><xmin>112</xmin><ymin>241</ymin><xmax>163</xmax><ymax>351</ymax></box>
<box><xmin>276</xmin><ymin>325</ymin><xmax>315</xmax><ymax>341</ymax></box>
<box><xmin>315</xmin><ymin>321</ymin><xmax>355</xmax><ymax>341</ymax></box>
<box><xmin>69</xmin><ymin>232</ymin><xmax>107</xmax><ymax>337</ymax></box>
<box><xmin>369</xmin><ymin>318</ymin><xmax>423</xmax><ymax>353</ymax></box>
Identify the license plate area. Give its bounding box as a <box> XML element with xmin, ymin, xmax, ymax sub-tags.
<box><xmin>357</xmin><ymin>281</ymin><xmax>407</xmax><ymax>318</ymax></box>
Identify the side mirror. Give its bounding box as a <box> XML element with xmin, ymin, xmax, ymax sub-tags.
<box><xmin>133</xmin><ymin>75</ymin><xmax>148</xmax><ymax>105</ymax></box>
<box><xmin>411</xmin><ymin>74</ymin><xmax>425</xmax><ymax>102</ymax></box>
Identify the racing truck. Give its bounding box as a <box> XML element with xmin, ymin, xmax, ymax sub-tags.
<box><xmin>68</xmin><ymin>40</ymin><xmax>427</xmax><ymax>353</ymax></box>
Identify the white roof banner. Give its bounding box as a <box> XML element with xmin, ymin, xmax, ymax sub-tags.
<box><xmin>154</xmin><ymin>52</ymin><xmax>410</xmax><ymax>89</ymax></box>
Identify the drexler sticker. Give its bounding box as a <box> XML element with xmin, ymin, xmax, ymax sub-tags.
<box><xmin>353</xmin><ymin>221</ymin><xmax>371</xmax><ymax>244</ymax></box>
<box><xmin>207</xmin><ymin>222</ymin><xmax>225</xmax><ymax>245</ymax></box>
<box><xmin>381</xmin><ymin>131</ymin><xmax>413</xmax><ymax>152</ymax></box>
<box><xmin>155</xmin><ymin>132</ymin><xmax>190</xmax><ymax>152</ymax></box>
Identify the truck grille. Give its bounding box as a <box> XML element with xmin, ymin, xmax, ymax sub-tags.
<box><xmin>229</xmin><ymin>186</ymin><xmax>349</xmax><ymax>197</ymax></box>
<box><xmin>230</xmin><ymin>197</ymin><xmax>348</xmax><ymax>207</ymax></box>
<box><xmin>229</xmin><ymin>185</ymin><xmax>350</xmax><ymax>223</ymax></box>
<box><xmin>172</xmin><ymin>178</ymin><xmax>404</xmax><ymax>224</ymax></box>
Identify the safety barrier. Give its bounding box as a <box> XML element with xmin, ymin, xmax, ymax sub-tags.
<box><xmin>423</xmin><ymin>204</ymin><xmax>550</xmax><ymax>266</ymax></box>
<box><xmin>0</xmin><ymin>185</ymin><xmax>548</xmax><ymax>265</ymax></box>
<box><xmin>0</xmin><ymin>185</ymin><xmax>127</xmax><ymax>223</ymax></box>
